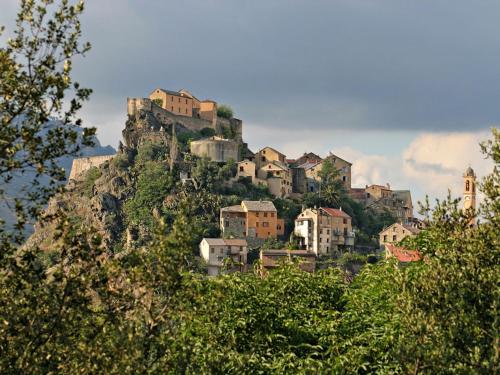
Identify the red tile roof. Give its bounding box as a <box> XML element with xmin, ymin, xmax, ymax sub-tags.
<box><xmin>321</xmin><ymin>207</ymin><xmax>351</xmax><ymax>219</ymax></box>
<box><xmin>385</xmin><ymin>243</ymin><xmax>421</xmax><ymax>262</ymax></box>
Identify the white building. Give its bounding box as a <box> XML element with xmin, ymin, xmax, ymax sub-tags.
<box><xmin>199</xmin><ymin>238</ymin><xmax>248</xmax><ymax>276</ymax></box>
<box><xmin>294</xmin><ymin>207</ymin><xmax>355</xmax><ymax>256</ymax></box>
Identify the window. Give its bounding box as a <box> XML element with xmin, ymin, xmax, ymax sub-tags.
<box><xmin>320</xmin><ymin>238</ymin><xmax>322</xmax><ymax>243</ymax></box>
<box><xmin>277</xmin><ymin>224</ymin><xmax>281</xmax><ymax>230</ymax></box>
<box><xmin>185</xmin><ymin>99</ymin><xmax>188</xmax><ymax>104</ymax></box>
<box><xmin>393</xmin><ymin>235</ymin><xmax>397</xmax><ymax>241</ymax></box>
<box><xmin>256</xmin><ymin>212</ymin><xmax>259</xmax><ymax>217</ymax></box>
<box><xmin>342</xmin><ymin>176</ymin><xmax>346</xmax><ymax>182</ymax></box>
<box><xmin>383</xmin><ymin>235</ymin><xmax>387</xmax><ymax>242</ymax></box>
<box><xmin>239</xmin><ymin>166</ymin><xmax>244</xmax><ymax>172</ymax></box>
<box><xmin>393</xmin><ymin>226</ymin><xmax>396</xmax><ymax>232</ymax></box>
<box><xmin>320</xmin><ymin>229</ymin><xmax>323</xmax><ymax>234</ymax></box>
<box><xmin>261</xmin><ymin>156</ymin><xmax>265</xmax><ymax>162</ymax></box>
<box><xmin>263</xmin><ymin>222</ymin><xmax>269</xmax><ymax>227</ymax></box>
<box><xmin>343</xmin><ymin>218</ymin><xmax>347</xmax><ymax>224</ymax></box>
<box><xmin>264</xmin><ymin>212</ymin><xmax>268</xmax><ymax>217</ymax></box>
<box><xmin>466</xmin><ymin>180</ymin><xmax>470</xmax><ymax>191</ymax></box>
<box><xmin>178</xmin><ymin>107</ymin><xmax>181</xmax><ymax>112</ymax></box>
<box><xmin>171</xmin><ymin>106</ymin><xmax>174</xmax><ymax>111</ymax></box>
<box><xmin>271</xmin><ymin>212</ymin><xmax>274</xmax><ymax>217</ymax></box>
<box><xmin>327</xmin><ymin>229</ymin><xmax>330</xmax><ymax>234</ymax></box>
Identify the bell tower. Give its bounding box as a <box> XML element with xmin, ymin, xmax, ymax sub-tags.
<box><xmin>463</xmin><ymin>166</ymin><xmax>476</xmax><ymax>217</ymax></box>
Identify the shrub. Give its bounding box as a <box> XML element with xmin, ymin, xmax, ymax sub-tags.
<box><xmin>81</xmin><ymin>167</ymin><xmax>101</xmax><ymax>197</ymax></box>
<box><xmin>217</xmin><ymin>104</ymin><xmax>233</xmax><ymax>119</ymax></box>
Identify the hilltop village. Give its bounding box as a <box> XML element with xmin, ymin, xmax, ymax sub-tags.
<box><xmin>67</xmin><ymin>88</ymin><xmax>477</xmax><ymax>275</ymax></box>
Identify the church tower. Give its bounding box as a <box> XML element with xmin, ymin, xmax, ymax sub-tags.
<box><xmin>463</xmin><ymin>166</ymin><xmax>477</xmax><ymax>217</ymax></box>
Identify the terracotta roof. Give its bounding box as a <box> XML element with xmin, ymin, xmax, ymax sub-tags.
<box><xmin>386</xmin><ymin>243</ymin><xmax>421</xmax><ymax>262</ymax></box>
<box><xmin>242</xmin><ymin>200</ymin><xmax>277</xmax><ymax>212</ymax></box>
<box><xmin>321</xmin><ymin>207</ymin><xmax>351</xmax><ymax>219</ymax></box>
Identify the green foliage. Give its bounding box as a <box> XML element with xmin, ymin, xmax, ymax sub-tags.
<box><xmin>81</xmin><ymin>166</ymin><xmax>101</xmax><ymax>197</ymax></box>
<box><xmin>123</xmin><ymin>161</ymin><xmax>174</xmax><ymax>230</ymax></box>
<box><xmin>135</xmin><ymin>141</ymin><xmax>167</xmax><ymax>167</ymax></box>
<box><xmin>110</xmin><ymin>152</ymin><xmax>130</xmax><ymax>171</ymax></box>
<box><xmin>152</xmin><ymin>98</ymin><xmax>163</xmax><ymax>107</ymax></box>
<box><xmin>217</xmin><ymin>104</ymin><xmax>234</xmax><ymax>119</ymax></box>
<box><xmin>199</xmin><ymin>127</ymin><xmax>216</xmax><ymax>137</ymax></box>
<box><xmin>0</xmin><ymin>0</ymin><xmax>93</xmax><ymax>245</ymax></box>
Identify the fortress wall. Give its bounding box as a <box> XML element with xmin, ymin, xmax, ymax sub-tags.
<box><xmin>190</xmin><ymin>139</ymin><xmax>240</xmax><ymax>163</ymax></box>
<box><xmin>69</xmin><ymin>154</ymin><xmax>115</xmax><ymax>180</ymax></box>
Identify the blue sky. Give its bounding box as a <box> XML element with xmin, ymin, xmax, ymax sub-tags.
<box><xmin>1</xmin><ymin>0</ymin><xmax>497</xmax><ymax>206</ymax></box>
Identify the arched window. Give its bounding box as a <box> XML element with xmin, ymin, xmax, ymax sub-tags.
<box><xmin>466</xmin><ymin>180</ymin><xmax>470</xmax><ymax>191</ymax></box>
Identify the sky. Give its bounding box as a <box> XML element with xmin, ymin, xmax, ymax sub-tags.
<box><xmin>1</xmin><ymin>0</ymin><xmax>497</xmax><ymax>208</ymax></box>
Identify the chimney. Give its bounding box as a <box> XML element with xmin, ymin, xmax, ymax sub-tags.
<box><xmin>386</xmin><ymin>183</ymin><xmax>391</xmax><ymax>189</ymax></box>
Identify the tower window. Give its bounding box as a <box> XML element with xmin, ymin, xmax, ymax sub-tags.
<box><xmin>466</xmin><ymin>181</ymin><xmax>470</xmax><ymax>191</ymax></box>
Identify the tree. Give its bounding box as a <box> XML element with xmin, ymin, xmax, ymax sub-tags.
<box><xmin>217</xmin><ymin>104</ymin><xmax>233</xmax><ymax>119</ymax></box>
<box><xmin>318</xmin><ymin>159</ymin><xmax>346</xmax><ymax>207</ymax></box>
<box><xmin>0</xmin><ymin>0</ymin><xmax>93</xmax><ymax>246</ymax></box>
<box><xmin>395</xmin><ymin>129</ymin><xmax>499</xmax><ymax>373</ymax></box>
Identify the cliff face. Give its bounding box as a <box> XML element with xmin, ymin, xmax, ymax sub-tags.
<box><xmin>27</xmin><ymin>150</ymin><xmax>133</xmax><ymax>251</ymax></box>
<box><xmin>0</xmin><ymin>119</ymin><xmax>115</xmax><ymax>234</ymax></box>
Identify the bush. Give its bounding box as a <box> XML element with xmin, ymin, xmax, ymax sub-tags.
<box><xmin>111</xmin><ymin>153</ymin><xmax>130</xmax><ymax>171</ymax></box>
<box><xmin>217</xmin><ymin>104</ymin><xmax>233</xmax><ymax>119</ymax></box>
<box><xmin>199</xmin><ymin>127</ymin><xmax>216</xmax><ymax>137</ymax></box>
<box><xmin>81</xmin><ymin>167</ymin><xmax>101</xmax><ymax>197</ymax></box>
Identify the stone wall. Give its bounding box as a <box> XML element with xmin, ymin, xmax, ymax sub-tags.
<box><xmin>190</xmin><ymin>137</ymin><xmax>240</xmax><ymax>163</ymax></box>
<box><xmin>69</xmin><ymin>154</ymin><xmax>115</xmax><ymax>180</ymax></box>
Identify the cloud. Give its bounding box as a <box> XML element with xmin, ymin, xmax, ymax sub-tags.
<box><xmin>332</xmin><ymin>130</ymin><xmax>493</xmax><ymax>208</ymax></box>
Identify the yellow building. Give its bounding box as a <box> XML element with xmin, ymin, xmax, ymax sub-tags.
<box><xmin>379</xmin><ymin>222</ymin><xmax>420</xmax><ymax>250</ymax></box>
<box><xmin>255</xmin><ymin>146</ymin><xmax>287</xmax><ymax>169</ymax></box>
<box><xmin>299</xmin><ymin>153</ymin><xmax>352</xmax><ymax>191</ymax></box>
<box><xmin>148</xmin><ymin>88</ymin><xmax>218</xmax><ymax>124</ymax></box>
<box><xmin>149</xmin><ymin>88</ymin><xmax>194</xmax><ymax>117</ymax></box>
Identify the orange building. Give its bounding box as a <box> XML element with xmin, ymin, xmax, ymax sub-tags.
<box><xmin>148</xmin><ymin>88</ymin><xmax>218</xmax><ymax>123</ymax></box>
<box><xmin>220</xmin><ymin>200</ymin><xmax>285</xmax><ymax>239</ymax></box>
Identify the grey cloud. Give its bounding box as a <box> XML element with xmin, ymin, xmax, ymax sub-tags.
<box><xmin>3</xmin><ymin>0</ymin><xmax>500</xmax><ymax>138</ymax></box>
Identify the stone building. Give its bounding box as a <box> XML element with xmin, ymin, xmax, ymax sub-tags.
<box><xmin>257</xmin><ymin>160</ymin><xmax>292</xmax><ymax>198</ymax></box>
<box><xmin>298</xmin><ymin>153</ymin><xmax>352</xmax><ymax>192</ymax></box>
<box><xmin>220</xmin><ymin>200</ymin><xmax>285</xmax><ymax>240</ymax></box>
<box><xmin>294</xmin><ymin>207</ymin><xmax>355</xmax><ymax>256</ymax></box>
<box><xmin>255</xmin><ymin>146</ymin><xmax>287</xmax><ymax>169</ymax></box>
<box><xmin>350</xmin><ymin>184</ymin><xmax>414</xmax><ymax>224</ymax></box>
<box><xmin>190</xmin><ymin>136</ymin><xmax>240</xmax><ymax>163</ymax></box>
<box><xmin>199</xmin><ymin>238</ymin><xmax>248</xmax><ymax>276</ymax></box>
<box><xmin>379</xmin><ymin>222</ymin><xmax>420</xmax><ymax>250</ymax></box>
<box><xmin>290</xmin><ymin>152</ymin><xmax>322</xmax><ymax>167</ymax></box>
